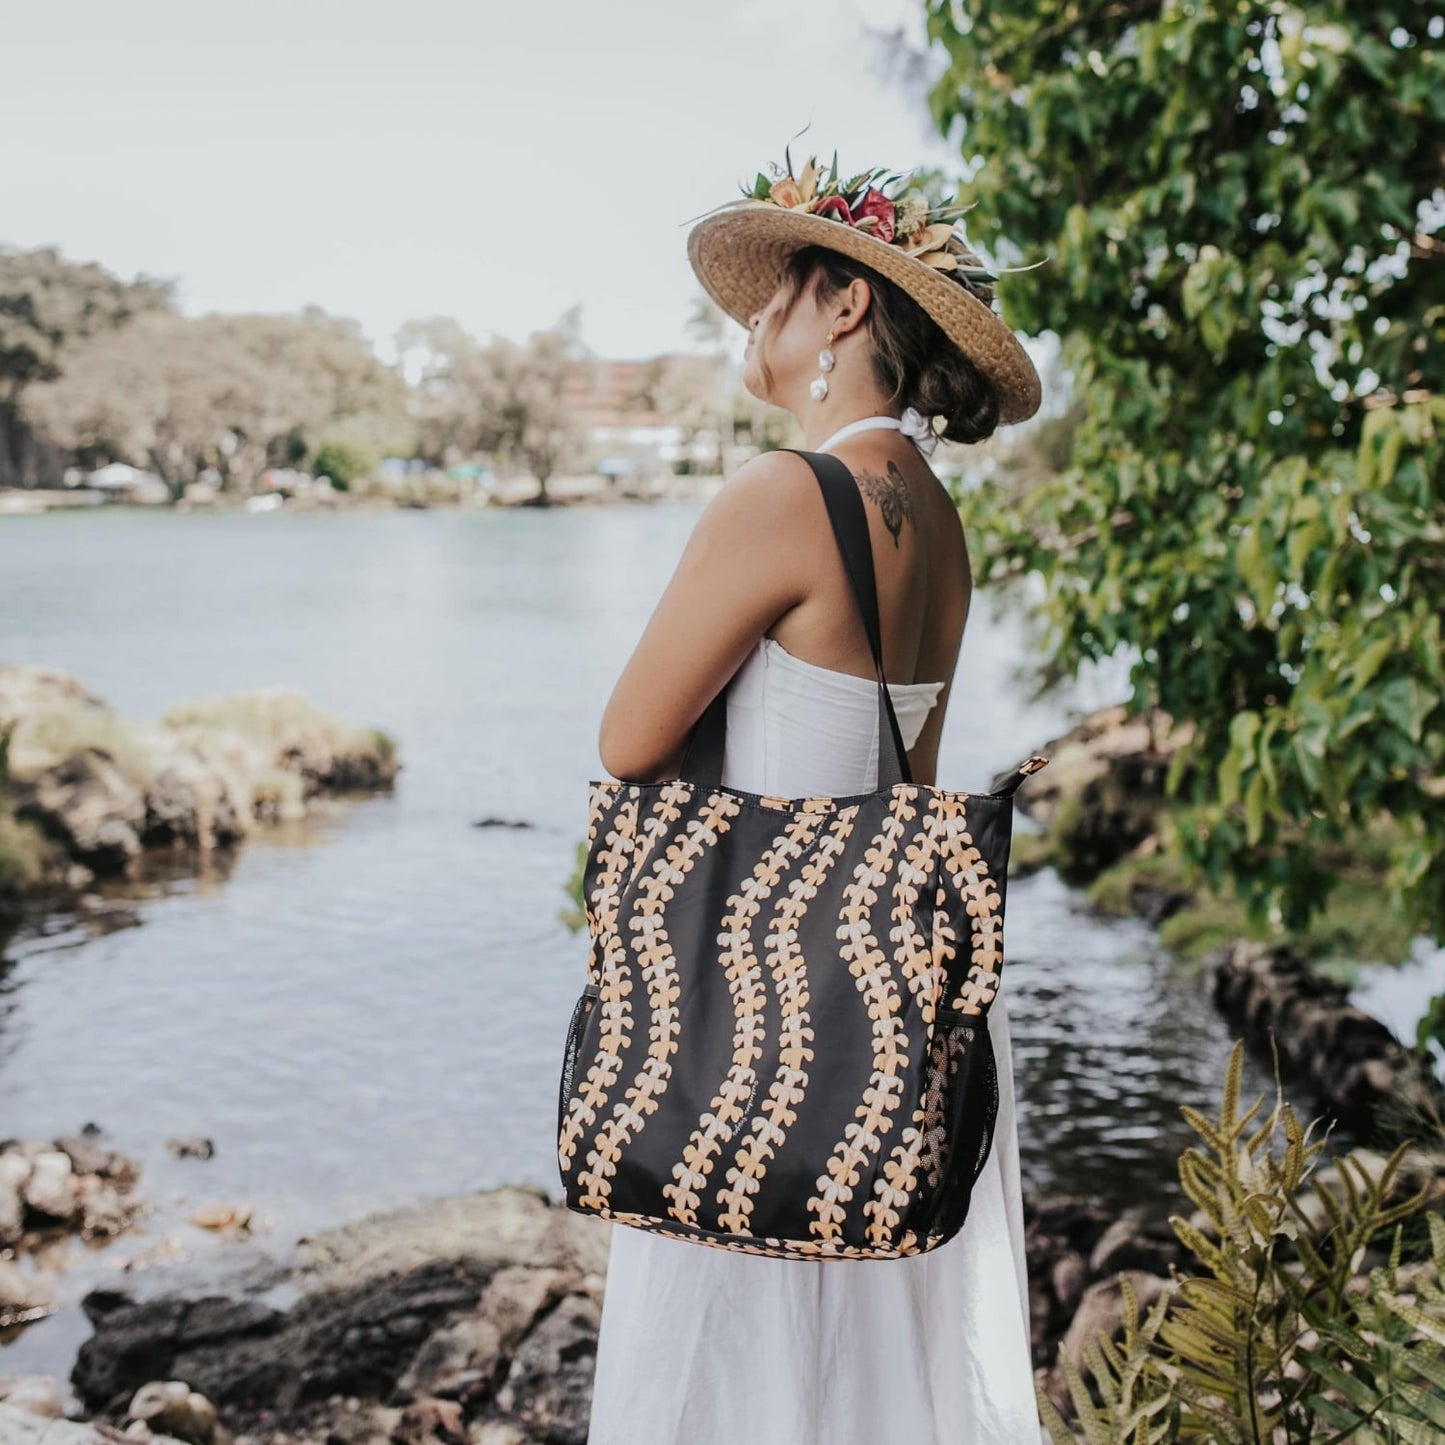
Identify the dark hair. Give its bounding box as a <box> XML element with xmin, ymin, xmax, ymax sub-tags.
<box><xmin>773</xmin><ymin>244</ymin><xmax>1001</xmax><ymax>446</ymax></box>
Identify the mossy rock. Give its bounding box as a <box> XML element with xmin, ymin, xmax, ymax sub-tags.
<box><xmin>0</xmin><ymin>807</ymin><xmax>56</xmax><ymax>897</ymax></box>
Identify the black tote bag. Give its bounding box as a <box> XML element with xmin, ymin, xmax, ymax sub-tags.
<box><xmin>557</xmin><ymin>448</ymin><xmax>1048</xmax><ymax>1259</ymax></box>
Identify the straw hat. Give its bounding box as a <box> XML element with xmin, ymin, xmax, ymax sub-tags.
<box><xmin>686</xmin><ymin>159</ymin><xmax>1044</xmax><ymax>427</ymax></box>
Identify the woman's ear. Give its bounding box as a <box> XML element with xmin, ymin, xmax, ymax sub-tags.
<box><xmin>838</xmin><ymin>276</ymin><xmax>873</xmax><ymax>337</ymax></box>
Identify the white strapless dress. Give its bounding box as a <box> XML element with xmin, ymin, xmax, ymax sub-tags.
<box><xmin>587</xmin><ymin>635</ymin><xmax>1042</xmax><ymax>1444</ymax></box>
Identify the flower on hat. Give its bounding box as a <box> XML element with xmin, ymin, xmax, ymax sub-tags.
<box><xmin>852</xmin><ymin>188</ymin><xmax>896</xmax><ymax>243</ymax></box>
<box><xmin>743</xmin><ymin>142</ymin><xmax>1046</xmax><ymax>306</ymax></box>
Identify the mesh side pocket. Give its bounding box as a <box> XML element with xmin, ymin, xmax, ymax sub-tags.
<box><xmin>557</xmin><ymin>982</ymin><xmax>600</xmax><ymax>1138</ymax></box>
<box><xmin>926</xmin><ymin>1010</ymin><xmax>1000</xmax><ymax>1244</ymax></box>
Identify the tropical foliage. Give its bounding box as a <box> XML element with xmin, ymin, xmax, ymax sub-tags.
<box><xmin>920</xmin><ymin>1</ymin><xmax>1444</xmax><ymax>950</ymax></box>
<box><xmin>1039</xmin><ymin>1040</ymin><xmax>1445</xmax><ymax>1442</ymax></box>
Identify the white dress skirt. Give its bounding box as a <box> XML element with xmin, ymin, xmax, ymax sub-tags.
<box><xmin>586</xmin><ymin>636</ymin><xmax>1042</xmax><ymax>1445</ymax></box>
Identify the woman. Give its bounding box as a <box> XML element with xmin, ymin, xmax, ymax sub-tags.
<box><xmin>585</xmin><ymin>156</ymin><xmax>1045</xmax><ymax>1445</ymax></box>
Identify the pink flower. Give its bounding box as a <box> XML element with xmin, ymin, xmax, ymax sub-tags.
<box><xmin>812</xmin><ymin>195</ymin><xmax>854</xmax><ymax>224</ymax></box>
<box><xmin>853</xmin><ymin>188</ymin><xmax>896</xmax><ymax>243</ymax></box>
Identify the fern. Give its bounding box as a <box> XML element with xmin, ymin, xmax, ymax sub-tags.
<box><xmin>1039</xmin><ymin>1039</ymin><xmax>1445</xmax><ymax>1443</ymax></box>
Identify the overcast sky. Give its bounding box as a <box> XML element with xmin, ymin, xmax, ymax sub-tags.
<box><xmin>6</xmin><ymin>0</ymin><xmax>972</xmax><ymax>363</ymax></box>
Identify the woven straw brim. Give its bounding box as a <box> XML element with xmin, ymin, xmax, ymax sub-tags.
<box><xmin>687</xmin><ymin>199</ymin><xmax>1041</xmax><ymax>426</ymax></box>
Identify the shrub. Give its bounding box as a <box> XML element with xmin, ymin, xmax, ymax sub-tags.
<box><xmin>312</xmin><ymin>439</ymin><xmax>374</xmax><ymax>491</ymax></box>
<box><xmin>1039</xmin><ymin>1040</ymin><xmax>1445</xmax><ymax>1442</ymax></box>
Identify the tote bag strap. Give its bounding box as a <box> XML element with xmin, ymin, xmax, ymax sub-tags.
<box><xmin>681</xmin><ymin>449</ymin><xmax>912</xmax><ymax>790</ymax></box>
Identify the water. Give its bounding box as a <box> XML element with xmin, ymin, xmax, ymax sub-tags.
<box><xmin>0</xmin><ymin>501</ymin><xmax>1360</xmax><ymax>1376</ymax></box>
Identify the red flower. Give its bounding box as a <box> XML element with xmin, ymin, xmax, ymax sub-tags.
<box><xmin>853</xmin><ymin>188</ymin><xmax>896</xmax><ymax>243</ymax></box>
<box><xmin>812</xmin><ymin>195</ymin><xmax>853</xmax><ymax>224</ymax></box>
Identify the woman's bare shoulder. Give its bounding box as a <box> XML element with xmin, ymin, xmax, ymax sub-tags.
<box><xmin>691</xmin><ymin>450</ymin><xmax>823</xmax><ymax>543</ymax></box>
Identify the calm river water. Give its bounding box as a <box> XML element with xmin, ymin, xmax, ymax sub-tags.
<box><xmin>1</xmin><ymin>500</ymin><xmax>1417</xmax><ymax>1377</ymax></box>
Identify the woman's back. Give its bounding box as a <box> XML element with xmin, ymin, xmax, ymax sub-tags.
<box><xmin>586</xmin><ymin>446</ymin><xmax>1043</xmax><ymax>1445</ymax></box>
<box><xmin>763</xmin><ymin>434</ymin><xmax>972</xmax><ymax>786</ymax></box>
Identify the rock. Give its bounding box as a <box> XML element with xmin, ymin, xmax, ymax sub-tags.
<box><xmin>21</xmin><ymin>1152</ymin><xmax>80</xmax><ymax>1224</ymax></box>
<box><xmin>392</xmin><ymin>1396</ymin><xmax>466</xmax><ymax>1444</ymax></box>
<box><xmin>1130</xmin><ymin>880</ymin><xmax>1194</xmax><ymax>926</ymax></box>
<box><xmin>1016</xmin><ymin>704</ymin><xmax>1196</xmax><ymax>881</ymax></box>
<box><xmin>1025</xmin><ymin>1195</ymin><xmax>1113</xmax><ymax>1254</ymax></box>
<box><xmin>76</xmin><ymin>1179</ymin><xmax>138</xmax><ymax>1239</ymax></box>
<box><xmin>1087</xmin><ymin>1208</ymin><xmax>1181</xmax><ymax>1278</ymax></box>
<box><xmin>126</xmin><ymin>1381</ymin><xmax>219</xmax><ymax>1445</ymax></box>
<box><xmin>72</xmin><ymin>1188</ymin><xmax>610</xmax><ymax>1434</ymax></box>
<box><xmin>0</xmin><ymin>1135</ymin><xmax>143</xmax><ymax>1252</ymax></box>
<box><xmin>398</xmin><ymin>1267</ymin><xmax>582</xmax><ymax>1403</ymax></box>
<box><xmin>72</xmin><ymin>1294</ymin><xmax>286</xmax><ymax>1417</ymax></box>
<box><xmin>1049</xmin><ymin>1252</ymin><xmax>1087</xmax><ymax>1313</ymax></box>
<box><xmin>141</xmin><ymin>751</ymin><xmax>248</xmax><ymax>853</ymax></box>
<box><xmin>291</xmin><ymin>1187</ymin><xmax>609</xmax><ymax>1293</ymax></box>
<box><xmin>1207</xmin><ymin>940</ymin><xmax>1445</xmax><ymax>1134</ymax></box>
<box><xmin>494</xmin><ymin>1296</ymin><xmax>600</xmax><ymax>1445</ymax></box>
<box><xmin>0</xmin><ymin>1151</ymin><xmax>30</xmax><ymax>1243</ymax></box>
<box><xmin>465</xmin><ymin>1422</ymin><xmax>537</xmax><ymax>1445</ymax></box>
<box><xmin>0</xmin><ymin>1400</ymin><xmax>185</xmax><ymax>1444</ymax></box>
<box><xmin>53</xmin><ymin>1132</ymin><xmax>114</xmax><ymax>1179</ymax></box>
<box><xmin>186</xmin><ymin>1205</ymin><xmax>251</xmax><ymax>1233</ymax></box>
<box><xmin>165</xmin><ymin>1139</ymin><xmax>214</xmax><ymax>1162</ymax></box>
<box><xmin>0</xmin><ymin>664</ymin><xmax>398</xmax><ymax>908</ymax></box>
<box><xmin>0</xmin><ymin>1374</ymin><xmax>66</xmax><ymax>1419</ymax></box>
<box><xmin>1022</xmin><ymin>1189</ymin><xmax>1191</xmax><ymax>1385</ymax></box>
<box><xmin>1027</xmin><ymin>1274</ymin><xmax>1055</xmax><ymax>1356</ymax></box>
<box><xmin>10</xmin><ymin>750</ymin><xmax>147</xmax><ymax>876</ymax></box>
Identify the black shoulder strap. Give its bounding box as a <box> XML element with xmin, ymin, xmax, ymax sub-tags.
<box><xmin>680</xmin><ymin>450</ymin><xmax>912</xmax><ymax>790</ymax></box>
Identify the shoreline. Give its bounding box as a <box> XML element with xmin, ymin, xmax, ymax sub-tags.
<box><xmin>5</xmin><ymin>1149</ymin><xmax>1443</xmax><ymax>1443</ymax></box>
<box><xmin>0</xmin><ymin>472</ymin><xmax>727</xmax><ymax>518</ymax></box>
<box><xmin>1009</xmin><ymin>701</ymin><xmax>1445</xmax><ymax>1133</ymax></box>
<box><xmin>0</xmin><ymin>665</ymin><xmax>400</xmax><ymax>926</ymax></box>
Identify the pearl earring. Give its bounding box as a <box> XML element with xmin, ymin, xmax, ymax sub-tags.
<box><xmin>810</xmin><ymin>331</ymin><xmax>836</xmax><ymax>402</ymax></box>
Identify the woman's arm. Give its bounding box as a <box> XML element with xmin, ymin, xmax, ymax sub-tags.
<box><xmin>598</xmin><ymin>452</ymin><xmax>819</xmax><ymax>783</ymax></box>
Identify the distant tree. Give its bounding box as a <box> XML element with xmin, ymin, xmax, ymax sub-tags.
<box><xmin>398</xmin><ymin>310</ymin><xmax>586</xmax><ymax>503</ymax></box>
<box><xmin>0</xmin><ymin>245</ymin><xmax>172</xmax><ymax>486</ymax></box>
<box><xmin>24</xmin><ymin>311</ymin><xmax>270</xmax><ymax>498</ymax></box>
<box><xmin>200</xmin><ymin>309</ymin><xmax>412</xmax><ymax>474</ymax></box>
<box><xmin>396</xmin><ymin>316</ymin><xmax>497</xmax><ymax>465</ymax></box>
<box><xmin>483</xmin><ymin>326</ymin><xmax>584</xmax><ymax>504</ymax></box>
<box><xmin>685</xmin><ymin>294</ymin><xmax>740</xmax><ymax>473</ymax></box>
<box><xmin>26</xmin><ymin>307</ymin><xmax>409</xmax><ymax>497</ymax></box>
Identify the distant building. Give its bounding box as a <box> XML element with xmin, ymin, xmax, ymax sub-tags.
<box><xmin>563</xmin><ymin>353</ymin><xmax>730</xmax><ymax>471</ymax></box>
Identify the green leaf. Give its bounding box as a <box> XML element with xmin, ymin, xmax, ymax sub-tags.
<box><xmin>1244</xmin><ymin>772</ymin><xmax>1267</xmax><ymax>846</ymax></box>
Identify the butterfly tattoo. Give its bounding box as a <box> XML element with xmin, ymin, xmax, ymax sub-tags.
<box><xmin>856</xmin><ymin>462</ymin><xmax>915</xmax><ymax>547</ymax></box>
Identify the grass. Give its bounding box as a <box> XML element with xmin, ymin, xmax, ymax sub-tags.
<box><xmin>0</xmin><ymin>807</ymin><xmax>53</xmax><ymax>896</ymax></box>
<box><xmin>162</xmin><ymin>687</ymin><xmax>387</xmax><ymax>761</ymax></box>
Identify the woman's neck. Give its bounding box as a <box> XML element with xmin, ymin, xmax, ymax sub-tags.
<box><xmin>802</xmin><ymin>407</ymin><xmax>900</xmax><ymax>447</ymax></box>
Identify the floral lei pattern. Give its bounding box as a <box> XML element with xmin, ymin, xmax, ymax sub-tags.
<box><xmin>745</xmin><ymin>144</ymin><xmax>1042</xmax><ymax>308</ymax></box>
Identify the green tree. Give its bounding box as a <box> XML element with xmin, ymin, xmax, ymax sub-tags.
<box><xmin>922</xmin><ymin>2</ymin><xmax>1444</xmax><ymax>943</ymax></box>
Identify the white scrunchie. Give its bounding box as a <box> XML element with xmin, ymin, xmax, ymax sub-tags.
<box><xmin>899</xmin><ymin>405</ymin><xmax>940</xmax><ymax>456</ymax></box>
